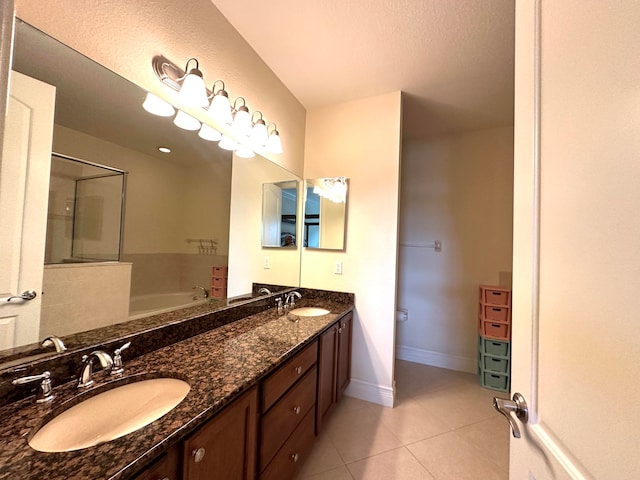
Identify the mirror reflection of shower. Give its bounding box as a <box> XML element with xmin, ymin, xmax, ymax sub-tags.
<box><xmin>45</xmin><ymin>153</ymin><xmax>125</xmax><ymax>264</ymax></box>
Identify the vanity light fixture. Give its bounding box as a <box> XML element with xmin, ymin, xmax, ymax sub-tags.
<box><xmin>266</xmin><ymin>123</ymin><xmax>283</xmax><ymax>154</ymax></box>
<box><xmin>176</xmin><ymin>58</ymin><xmax>209</xmax><ymax>108</ymax></box>
<box><xmin>231</xmin><ymin>97</ymin><xmax>252</xmax><ymax>139</ymax></box>
<box><xmin>219</xmin><ymin>135</ymin><xmax>239</xmax><ymax>151</ymax></box>
<box><xmin>142</xmin><ymin>92</ymin><xmax>176</xmax><ymax>117</ymax></box>
<box><xmin>314</xmin><ymin>177</ymin><xmax>347</xmax><ymax>203</ymax></box>
<box><xmin>250</xmin><ymin>111</ymin><xmax>269</xmax><ymax>148</ymax></box>
<box><xmin>208</xmin><ymin>80</ymin><xmax>233</xmax><ymax>125</ymax></box>
<box><xmin>198</xmin><ymin>123</ymin><xmax>222</xmax><ymax>142</ymax></box>
<box><xmin>173</xmin><ymin>110</ymin><xmax>201</xmax><ymax>131</ymax></box>
<box><xmin>150</xmin><ymin>55</ymin><xmax>283</xmax><ymax>154</ymax></box>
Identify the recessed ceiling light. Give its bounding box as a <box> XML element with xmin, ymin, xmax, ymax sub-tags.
<box><xmin>158</xmin><ymin>146</ymin><xmax>171</xmax><ymax>153</ymax></box>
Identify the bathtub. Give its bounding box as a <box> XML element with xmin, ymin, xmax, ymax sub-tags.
<box><xmin>128</xmin><ymin>291</ymin><xmax>207</xmax><ymax>320</ymax></box>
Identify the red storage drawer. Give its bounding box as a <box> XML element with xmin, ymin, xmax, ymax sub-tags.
<box><xmin>480</xmin><ymin>287</ymin><xmax>511</xmax><ymax>305</ymax></box>
<box><xmin>212</xmin><ymin>265</ymin><xmax>228</xmax><ymax>278</ymax></box>
<box><xmin>481</xmin><ymin>320</ymin><xmax>511</xmax><ymax>340</ymax></box>
<box><xmin>212</xmin><ymin>276</ymin><xmax>227</xmax><ymax>288</ymax></box>
<box><xmin>210</xmin><ymin>287</ymin><xmax>227</xmax><ymax>299</ymax></box>
<box><xmin>482</xmin><ymin>305</ymin><xmax>510</xmax><ymax>323</ymax></box>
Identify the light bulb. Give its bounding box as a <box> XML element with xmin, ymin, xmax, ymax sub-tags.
<box><xmin>235</xmin><ymin>144</ymin><xmax>255</xmax><ymax>158</ymax></box>
<box><xmin>250</xmin><ymin>120</ymin><xmax>269</xmax><ymax>148</ymax></box>
<box><xmin>209</xmin><ymin>92</ymin><xmax>233</xmax><ymax>125</ymax></box>
<box><xmin>267</xmin><ymin>130</ymin><xmax>283</xmax><ymax>154</ymax></box>
<box><xmin>179</xmin><ymin>68</ymin><xmax>209</xmax><ymax>107</ymax></box>
<box><xmin>142</xmin><ymin>92</ymin><xmax>175</xmax><ymax>117</ymax></box>
<box><xmin>173</xmin><ymin>110</ymin><xmax>201</xmax><ymax>131</ymax></box>
<box><xmin>232</xmin><ymin>106</ymin><xmax>252</xmax><ymax>138</ymax></box>
<box><xmin>198</xmin><ymin>124</ymin><xmax>222</xmax><ymax>142</ymax></box>
<box><xmin>219</xmin><ymin>135</ymin><xmax>238</xmax><ymax>151</ymax></box>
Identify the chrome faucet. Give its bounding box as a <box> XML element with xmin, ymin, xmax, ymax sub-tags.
<box><xmin>78</xmin><ymin>351</ymin><xmax>113</xmax><ymax>388</ymax></box>
<box><xmin>111</xmin><ymin>342</ymin><xmax>131</xmax><ymax>376</ymax></box>
<box><xmin>192</xmin><ymin>285</ymin><xmax>209</xmax><ymax>300</ymax></box>
<box><xmin>12</xmin><ymin>371</ymin><xmax>55</xmax><ymax>403</ymax></box>
<box><xmin>41</xmin><ymin>335</ymin><xmax>67</xmax><ymax>353</ymax></box>
<box><xmin>284</xmin><ymin>291</ymin><xmax>302</xmax><ymax>308</ymax></box>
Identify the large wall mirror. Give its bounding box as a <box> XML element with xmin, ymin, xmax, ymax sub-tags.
<box><xmin>303</xmin><ymin>177</ymin><xmax>348</xmax><ymax>250</ymax></box>
<box><xmin>0</xmin><ymin>19</ymin><xmax>301</xmax><ymax>365</ymax></box>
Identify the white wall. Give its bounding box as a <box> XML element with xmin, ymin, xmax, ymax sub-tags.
<box><xmin>397</xmin><ymin>127</ymin><xmax>514</xmax><ymax>372</ymax></box>
<box><xmin>228</xmin><ymin>155</ymin><xmax>301</xmax><ymax>296</ymax></box>
<box><xmin>15</xmin><ymin>0</ymin><xmax>306</xmax><ymax>176</ymax></box>
<box><xmin>302</xmin><ymin>91</ymin><xmax>403</xmax><ymax>407</ymax></box>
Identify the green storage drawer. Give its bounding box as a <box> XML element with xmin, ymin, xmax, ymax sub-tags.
<box><xmin>482</xmin><ymin>355</ymin><xmax>509</xmax><ymax>374</ymax></box>
<box><xmin>482</xmin><ymin>338</ymin><xmax>510</xmax><ymax>358</ymax></box>
<box><xmin>481</xmin><ymin>370</ymin><xmax>510</xmax><ymax>392</ymax></box>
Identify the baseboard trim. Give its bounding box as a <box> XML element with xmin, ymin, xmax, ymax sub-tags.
<box><xmin>344</xmin><ymin>378</ymin><xmax>395</xmax><ymax>407</ymax></box>
<box><xmin>395</xmin><ymin>345</ymin><xmax>476</xmax><ymax>373</ymax></box>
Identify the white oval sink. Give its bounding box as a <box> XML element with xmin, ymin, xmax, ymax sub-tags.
<box><xmin>29</xmin><ymin>378</ymin><xmax>190</xmax><ymax>452</ymax></box>
<box><xmin>288</xmin><ymin>307</ymin><xmax>330</xmax><ymax>317</ymax></box>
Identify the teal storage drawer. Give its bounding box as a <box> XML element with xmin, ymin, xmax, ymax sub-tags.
<box><xmin>483</xmin><ymin>355</ymin><xmax>509</xmax><ymax>374</ymax></box>
<box><xmin>482</xmin><ymin>338</ymin><xmax>510</xmax><ymax>358</ymax></box>
<box><xmin>481</xmin><ymin>371</ymin><xmax>510</xmax><ymax>391</ymax></box>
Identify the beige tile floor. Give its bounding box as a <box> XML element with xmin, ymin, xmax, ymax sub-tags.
<box><xmin>296</xmin><ymin>360</ymin><xmax>510</xmax><ymax>480</ymax></box>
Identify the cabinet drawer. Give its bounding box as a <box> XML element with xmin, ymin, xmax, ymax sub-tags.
<box><xmin>481</xmin><ymin>288</ymin><xmax>511</xmax><ymax>306</ymax></box>
<box><xmin>262</xmin><ymin>342</ymin><xmax>318</xmax><ymax>411</ymax></box>
<box><xmin>212</xmin><ymin>276</ymin><xmax>227</xmax><ymax>288</ymax></box>
<box><xmin>210</xmin><ymin>287</ymin><xmax>227</xmax><ymax>299</ymax></box>
<box><xmin>481</xmin><ymin>320</ymin><xmax>511</xmax><ymax>340</ymax></box>
<box><xmin>482</xmin><ymin>305</ymin><xmax>510</xmax><ymax>322</ymax></box>
<box><xmin>212</xmin><ymin>266</ymin><xmax>228</xmax><ymax>277</ymax></box>
<box><xmin>482</xmin><ymin>355</ymin><xmax>509</xmax><ymax>374</ymax></box>
<box><xmin>481</xmin><ymin>371</ymin><xmax>510</xmax><ymax>391</ymax></box>
<box><xmin>260</xmin><ymin>366</ymin><xmax>317</xmax><ymax>470</ymax></box>
<box><xmin>260</xmin><ymin>409</ymin><xmax>315</xmax><ymax>480</ymax></box>
<box><xmin>482</xmin><ymin>338</ymin><xmax>510</xmax><ymax>357</ymax></box>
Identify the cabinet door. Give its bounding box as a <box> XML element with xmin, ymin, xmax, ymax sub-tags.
<box><xmin>182</xmin><ymin>387</ymin><xmax>258</xmax><ymax>480</ymax></box>
<box><xmin>132</xmin><ymin>445</ymin><xmax>179</xmax><ymax>480</ymax></box>
<box><xmin>316</xmin><ymin>323</ymin><xmax>338</xmax><ymax>433</ymax></box>
<box><xmin>336</xmin><ymin>312</ymin><xmax>353</xmax><ymax>401</ymax></box>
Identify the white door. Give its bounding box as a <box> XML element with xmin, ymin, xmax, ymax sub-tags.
<box><xmin>507</xmin><ymin>1</ymin><xmax>640</xmax><ymax>479</ymax></box>
<box><xmin>0</xmin><ymin>71</ymin><xmax>56</xmax><ymax>349</ymax></box>
<box><xmin>261</xmin><ymin>183</ymin><xmax>282</xmax><ymax>247</ymax></box>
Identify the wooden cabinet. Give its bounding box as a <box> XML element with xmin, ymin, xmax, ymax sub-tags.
<box><xmin>132</xmin><ymin>445</ymin><xmax>179</xmax><ymax>480</ymax></box>
<box><xmin>182</xmin><ymin>386</ymin><xmax>258</xmax><ymax>480</ymax></box>
<box><xmin>316</xmin><ymin>312</ymin><xmax>353</xmax><ymax>434</ymax></box>
<box><xmin>259</xmin><ymin>342</ymin><xmax>318</xmax><ymax>479</ymax></box>
<box><xmin>132</xmin><ymin>311</ymin><xmax>353</xmax><ymax>480</ymax></box>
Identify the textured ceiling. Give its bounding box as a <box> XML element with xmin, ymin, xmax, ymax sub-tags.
<box><xmin>211</xmin><ymin>0</ymin><xmax>515</xmax><ymax>139</ymax></box>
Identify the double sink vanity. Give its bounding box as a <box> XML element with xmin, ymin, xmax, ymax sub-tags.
<box><xmin>0</xmin><ymin>288</ymin><xmax>354</xmax><ymax>480</ymax></box>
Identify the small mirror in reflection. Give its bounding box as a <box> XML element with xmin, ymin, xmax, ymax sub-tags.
<box><xmin>261</xmin><ymin>181</ymin><xmax>298</xmax><ymax>248</ymax></box>
<box><xmin>303</xmin><ymin>177</ymin><xmax>348</xmax><ymax>250</ymax></box>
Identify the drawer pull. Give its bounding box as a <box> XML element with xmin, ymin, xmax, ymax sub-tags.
<box><xmin>192</xmin><ymin>447</ymin><xmax>206</xmax><ymax>463</ymax></box>
<box><xmin>293</xmin><ymin>405</ymin><xmax>301</xmax><ymax>415</ymax></box>
<box><xmin>491</xmin><ymin>323</ymin><xmax>501</xmax><ymax>327</ymax></box>
<box><xmin>295</xmin><ymin>366</ymin><xmax>302</xmax><ymax>375</ymax></box>
<box><xmin>291</xmin><ymin>453</ymin><xmax>300</xmax><ymax>463</ymax></box>
<box><xmin>492</xmin><ymin>308</ymin><xmax>501</xmax><ymax>312</ymax></box>
<box><xmin>338</xmin><ymin>327</ymin><xmax>343</xmax><ymax>334</ymax></box>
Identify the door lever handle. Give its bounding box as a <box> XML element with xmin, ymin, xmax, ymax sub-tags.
<box><xmin>6</xmin><ymin>290</ymin><xmax>37</xmax><ymax>302</ymax></box>
<box><xmin>493</xmin><ymin>392</ymin><xmax>528</xmax><ymax>438</ymax></box>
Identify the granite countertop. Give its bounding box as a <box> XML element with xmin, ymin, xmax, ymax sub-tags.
<box><xmin>0</xmin><ymin>298</ymin><xmax>353</xmax><ymax>480</ymax></box>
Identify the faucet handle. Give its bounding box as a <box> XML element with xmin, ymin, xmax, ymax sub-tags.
<box><xmin>12</xmin><ymin>371</ymin><xmax>55</xmax><ymax>403</ymax></box>
<box><xmin>275</xmin><ymin>297</ymin><xmax>284</xmax><ymax>313</ymax></box>
<box><xmin>111</xmin><ymin>342</ymin><xmax>131</xmax><ymax>375</ymax></box>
